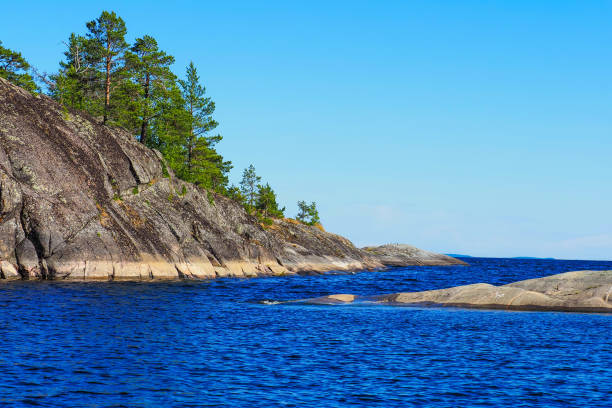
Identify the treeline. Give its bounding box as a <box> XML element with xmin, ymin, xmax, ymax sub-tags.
<box><xmin>50</xmin><ymin>11</ymin><xmax>230</xmax><ymax>192</ymax></box>
<box><xmin>0</xmin><ymin>11</ymin><xmax>320</xmax><ymax>227</ymax></box>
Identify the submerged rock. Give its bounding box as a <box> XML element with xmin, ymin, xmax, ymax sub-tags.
<box><xmin>0</xmin><ymin>77</ymin><xmax>454</xmax><ymax>281</ymax></box>
<box><xmin>294</xmin><ymin>270</ymin><xmax>612</xmax><ymax>313</ymax></box>
<box><xmin>362</xmin><ymin>244</ymin><xmax>468</xmax><ymax>266</ymax></box>
<box><xmin>294</xmin><ymin>294</ymin><xmax>357</xmax><ymax>305</ymax></box>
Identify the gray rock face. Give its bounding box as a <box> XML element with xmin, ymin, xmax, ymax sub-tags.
<box><xmin>267</xmin><ymin>220</ymin><xmax>385</xmax><ymax>273</ymax></box>
<box><xmin>362</xmin><ymin>244</ymin><xmax>468</xmax><ymax>266</ymax></box>
<box><xmin>294</xmin><ymin>270</ymin><xmax>612</xmax><ymax>313</ymax></box>
<box><xmin>0</xmin><ymin>78</ymin><xmax>461</xmax><ymax>281</ymax></box>
<box><xmin>1</xmin><ymin>77</ymin><xmax>459</xmax><ymax>281</ymax></box>
<box><xmin>0</xmin><ymin>77</ymin><xmax>389</xmax><ymax>280</ymax></box>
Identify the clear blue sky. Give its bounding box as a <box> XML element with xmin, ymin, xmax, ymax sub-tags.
<box><xmin>2</xmin><ymin>1</ymin><xmax>611</xmax><ymax>260</ymax></box>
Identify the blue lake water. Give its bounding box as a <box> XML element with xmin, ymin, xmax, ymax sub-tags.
<box><xmin>1</xmin><ymin>257</ymin><xmax>611</xmax><ymax>407</ymax></box>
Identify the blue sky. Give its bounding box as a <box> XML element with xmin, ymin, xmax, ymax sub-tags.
<box><xmin>2</xmin><ymin>1</ymin><xmax>611</xmax><ymax>260</ymax></box>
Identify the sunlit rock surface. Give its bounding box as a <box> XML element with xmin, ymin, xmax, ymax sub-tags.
<box><xmin>294</xmin><ymin>270</ymin><xmax>612</xmax><ymax>313</ymax></box>
<box><xmin>0</xmin><ymin>77</ymin><xmax>458</xmax><ymax>281</ymax></box>
<box><xmin>362</xmin><ymin>244</ymin><xmax>468</xmax><ymax>266</ymax></box>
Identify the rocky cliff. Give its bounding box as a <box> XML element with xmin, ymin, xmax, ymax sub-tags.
<box><xmin>0</xmin><ymin>77</ymin><xmax>460</xmax><ymax>281</ymax></box>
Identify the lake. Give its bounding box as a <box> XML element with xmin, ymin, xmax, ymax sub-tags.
<box><xmin>1</xmin><ymin>257</ymin><xmax>611</xmax><ymax>407</ymax></box>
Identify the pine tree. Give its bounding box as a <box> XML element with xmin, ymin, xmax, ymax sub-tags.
<box><xmin>125</xmin><ymin>35</ymin><xmax>175</xmax><ymax>144</ymax></box>
<box><xmin>240</xmin><ymin>165</ymin><xmax>261</xmax><ymax>210</ymax></box>
<box><xmin>226</xmin><ymin>184</ymin><xmax>246</xmax><ymax>205</ymax></box>
<box><xmin>52</xmin><ymin>33</ymin><xmax>104</xmax><ymax>114</ymax></box>
<box><xmin>297</xmin><ymin>201</ymin><xmax>320</xmax><ymax>226</ymax></box>
<box><xmin>45</xmin><ymin>13</ymin><xmax>251</xmax><ymax>202</ymax></box>
<box><xmin>187</xmin><ymin>138</ymin><xmax>233</xmax><ymax>191</ymax></box>
<box><xmin>0</xmin><ymin>40</ymin><xmax>38</xmax><ymax>92</ymax></box>
<box><xmin>180</xmin><ymin>62</ymin><xmax>216</xmax><ymax>172</ymax></box>
<box><xmin>178</xmin><ymin>62</ymin><xmax>231</xmax><ymax>192</ymax></box>
<box><xmin>86</xmin><ymin>11</ymin><xmax>128</xmax><ymax>124</ymax></box>
<box><xmin>52</xmin><ymin>34</ymin><xmax>89</xmax><ymax>109</ymax></box>
<box><xmin>149</xmin><ymin>82</ymin><xmax>191</xmax><ymax>170</ymax></box>
<box><xmin>256</xmin><ymin>183</ymin><xmax>285</xmax><ymax>218</ymax></box>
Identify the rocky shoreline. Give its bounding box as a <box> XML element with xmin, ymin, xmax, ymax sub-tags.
<box><xmin>293</xmin><ymin>270</ymin><xmax>612</xmax><ymax>313</ymax></box>
<box><xmin>0</xmin><ymin>77</ymin><xmax>464</xmax><ymax>281</ymax></box>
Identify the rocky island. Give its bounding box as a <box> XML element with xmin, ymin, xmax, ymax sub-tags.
<box><xmin>0</xmin><ymin>77</ymin><xmax>464</xmax><ymax>281</ymax></box>
<box><xmin>363</xmin><ymin>243</ymin><xmax>469</xmax><ymax>266</ymax></box>
<box><xmin>295</xmin><ymin>270</ymin><xmax>612</xmax><ymax>313</ymax></box>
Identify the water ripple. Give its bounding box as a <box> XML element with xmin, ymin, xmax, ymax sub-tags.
<box><xmin>0</xmin><ymin>257</ymin><xmax>611</xmax><ymax>407</ymax></box>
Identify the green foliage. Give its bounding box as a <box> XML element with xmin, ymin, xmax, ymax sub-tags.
<box><xmin>236</xmin><ymin>166</ymin><xmax>284</xmax><ymax>220</ymax></box>
<box><xmin>0</xmin><ymin>40</ymin><xmax>38</xmax><ymax>92</ymax></box>
<box><xmin>226</xmin><ymin>184</ymin><xmax>245</xmax><ymax>205</ymax></box>
<box><xmin>44</xmin><ymin>11</ymin><xmax>293</xmax><ymax>218</ymax></box>
<box><xmin>51</xmin><ymin>15</ymin><xmax>126</xmax><ymax>121</ymax></box>
<box><xmin>125</xmin><ymin>35</ymin><xmax>175</xmax><ymax>144</ymax></box>
<box><xmin>85</xmin><ymin>10</ymin><xmax>129</xmax><ymax>124</ymax></box>
<box><xmin>132</xmin><ymin>186</ymin><xmax>138</xmax><ymax>195</ymax></box>
<box><xmin>297</xmin><ymin>201</ymin><xmax>320</xmax><ymax>226</ymax></box>
<box><xmin>51</xmin><ymin>33</ymin><xmax>103</xmax><ymax>114</ymax></box>
<box><xmin>148</xmin><ymin>81</ymin><xmax>190</xmax><ymax>161</ymax></box>
<box><xmin>255</xmin><ymin>183</ymin><xmax>285</xmax><ymax>218</ymax></box>
<box><xmin>240</xmin><ymin>164</ymin><xmax>261</xmax><ymax>210</ymax></box>
<box><xmin>176</xmin><ymin>62</ymin><xmax>232</xmax><ymax>192</ymax></box>
<box><xmin>50</xmin><ymin>15</ymin><xmax>232</xmax><ymax>195</ymax></box>
<box><xmin>179</xmin><ymin>185</ymin><xmax>187</xmax><ymax>196</ymax></box>
<box><xmin>256</xmin><ymin>212</ymin><xmax>274</xmax><ymax>226</ymax></box>
<box><xmin>161</xmin><ymin>161</ymin><xmax>170</xmax><ymax>178</ymax></box>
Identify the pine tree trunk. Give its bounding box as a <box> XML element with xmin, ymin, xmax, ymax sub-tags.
<box><xmin>187</xmin><ymin>99</ymin><xmax>194</xmax><ymax>173</ymax></box>
<box><xmin>104</xmin><ymin>40</ymin><xmax>111</xmax><ymax>124</ymax></box>
<box><xmin>140</xmin><ymin>119</ymin><xmax>148</xmax><ymax>145</ymax></box>
<box><xmin>139</xmin><ymin>73</ymin><xmax>150</xmax><ymax>144</ymax></box>
<box><xmin>187</xmin><ymin>139</ymin><xmax>193</xmax><ymax>172</ymax></box>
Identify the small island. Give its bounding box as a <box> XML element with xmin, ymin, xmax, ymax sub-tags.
<box><xmin>293</xmin><ymin>270</ymin><xmax>612</xmax><ymax>313</ymax></box>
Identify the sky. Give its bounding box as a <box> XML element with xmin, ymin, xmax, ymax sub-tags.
<box><xmin>1</xmin><ymin>1</ymin><xmax>611</xmax><ymax>260</ymax></box>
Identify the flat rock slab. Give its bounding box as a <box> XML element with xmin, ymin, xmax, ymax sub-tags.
<box><xmin>362</xmin><ymin>244</ymin><xmax>468</xmax><ymax>266</ymax></box>
<box><xmin>292</xmin><ymin>270</ymin><xmax>612</xmax><ymax>313</ymax></box>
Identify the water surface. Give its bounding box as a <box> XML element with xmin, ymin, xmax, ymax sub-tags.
<box><xmin>1</xmin><ymin>257</ymin><xmax>611</xmax><ymax>407</ymax></box>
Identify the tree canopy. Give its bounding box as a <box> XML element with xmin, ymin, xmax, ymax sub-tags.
<box><xmin>0</xmin><ymin>40</ymin><xmax>38</xmax><ymax>92</ymax></box>
<box><xmin>48</xmin><ymin>11</ymin><xmax>234</xmax><ymax>195</ymax></box>
<box><xmin>297</xmin><ymin>201</ymin><xmax>321</xmax><ymax>226</ymax></box>
<box><xmin>125</xmin><ymin>35</ymin><xmax>175</xmax><ymax>144</ymax></box>
<box><xmin>177</xmin><ymin>62</ymin><xmax>232</xmax><ymax>192</ymax></box>
<box><xmin>256</xmin><ymin>183</ymin><xmax>285</xmax><ymax>219</ymax></box>
<box><xmin>85</xmin><ymin>11</ymin><xmax>129</xmax><ymax>124</ymax></box>
<box><xmin>240</xmin><ymin>164</ymin><xmax>261</xmax><ymax>210</ymax></box>
<box><xmin>3</xmin><ymin>10</ymin><xmax>321</xmax><ymax>227</ymax></box>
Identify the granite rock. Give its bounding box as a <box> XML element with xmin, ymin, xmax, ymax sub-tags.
<box><xmin>294</xmin><ymin>270</ymin><xmax>612</xmax><ymax>313</ymax></box>
<box><xmin>362</xmin><ymin>244</ymin><xmax>468</xmax><ymax>266</ymax></box>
